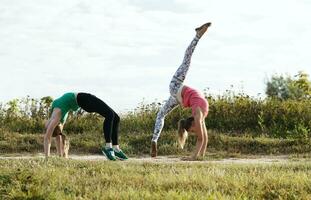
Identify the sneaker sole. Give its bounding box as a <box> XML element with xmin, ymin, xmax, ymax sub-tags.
<box><xmin>101</xmin><ymin>150</ymin><xmax>116</xmax><ymax>161</ymax></box>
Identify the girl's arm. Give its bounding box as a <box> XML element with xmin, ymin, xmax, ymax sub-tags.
<box><xmin>199</xmin><ymin>121</ymin><xmax>208</xmax><ymax>158</ymax></box>
<box><xmin>55</xmin><ymin>125</ymin><xmax>64</xmax><ymax>157</ymax></box>
<box><xmin>55</xmin><ymin>135</ymin><xmax>60</xmax><ymax>155</ymax></box>
<box><xmin>44</xmin><ymin>109</ymin><xmax>61</xmax><ymax>158</ymax></box>
<box><xmin>191</xmin><ymin>108</ymin><xmax>205</xmax><ymax>159</ymax></box>
<box><xmin>44</xmin><ymin>119</ymin><xmax>58</xmax><ymax>158</ymax></box>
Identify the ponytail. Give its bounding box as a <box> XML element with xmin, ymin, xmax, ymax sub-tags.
<box><xmin>62</xmin><ymin>135</ymin><xmax>70</xmax><ymax>158</ymax></box>
<box><xmin>177</xmin><ymin>117</ymin><xmax>194</xmax><ymax>149</ymax></box>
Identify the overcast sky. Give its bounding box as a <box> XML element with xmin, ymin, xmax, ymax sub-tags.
<box><xmin>0</xmin><ymin>0</ymin><xmax>310</xmax><ymax>112</ymax></box>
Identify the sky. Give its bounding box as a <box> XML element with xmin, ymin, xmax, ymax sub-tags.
<box><xmin>0</xmin><ymin>0</ymin><xmax>310</xmax><ymax>112</ymax></box>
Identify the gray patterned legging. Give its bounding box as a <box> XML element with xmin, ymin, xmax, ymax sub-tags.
<box><xmin>152</xmin><ymin>35</ymin><xmax>200</xmax><ymax>142</ymax></box>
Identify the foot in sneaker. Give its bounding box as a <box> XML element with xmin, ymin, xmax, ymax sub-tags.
<box><xmin>102</xmin><ymin>147</ymin><xmax>116</xmax><ymax>161</ymax></box>
<box><xmin>114</xmin><ymin>149</ymin><xmax>128</xmax><ymax>160</ymax></box>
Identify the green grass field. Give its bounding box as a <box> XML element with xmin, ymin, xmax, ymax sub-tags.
<box><xmin>1</xmin><ymin>130</ymin><xmax>311</xmax><ymax>199</ymax></box>
<box><xmin>2</xmin><ymin>130</ymin><xmax>311</xmax><ymax>156</ymax></box>
<box><xmin>1</xmin><ymin>131</ymin><xmax>311</xmax><ymax>199</ymax></box>
<box><xmin>1</xmin><ymin>82</ymin><xmax>310</xmax><ymax>199</ymax></box>
<box><xmin>0</xmin><ymin>158</ymin><xmax>311</xmax><ymax>199</ymax></box>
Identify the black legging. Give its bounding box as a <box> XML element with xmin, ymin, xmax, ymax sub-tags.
<box><xmin>76</xmin><ymin>93</ymin><xmax>119</xmax><ymax>145</ymax></box>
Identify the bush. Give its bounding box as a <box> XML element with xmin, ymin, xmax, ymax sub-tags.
<box><xmin>0</xmin><ymin>93</ymin><xmax>310</xmax><ymax>139</ymax></box>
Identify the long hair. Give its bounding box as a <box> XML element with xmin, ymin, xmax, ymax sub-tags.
<box><xmin>62</xmin><ymin>135</ymin><xmax>70</xmax><ymax>158</ymax></box>
<box><xmin>177</xmin><ymin>117</ymin><xmax>194</xmax><ymax>149</ymax></box>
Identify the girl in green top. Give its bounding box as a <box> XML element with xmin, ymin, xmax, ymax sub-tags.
<box><xmin>44</xmin><ymin>92</ymin><xmax>128</xmax><ymax>161</ymax></box>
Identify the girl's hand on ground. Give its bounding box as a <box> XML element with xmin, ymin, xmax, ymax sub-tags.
<box><xmin>196</xmin><ymin>156</ymin><xmax>204</xmax><ymax>161</ymax></box>
<box><xmin>181</xmin><ymin>156</ymin><xmax>197</xmax><ymax>161</ymax></box>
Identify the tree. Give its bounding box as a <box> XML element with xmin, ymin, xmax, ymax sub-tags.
<box><xmin>265</xmin><ymin>71</ymin><xmax>311</xmax><ymax>100</ymax></box>
<box><xmin>289</xmin><ymin>71</ymin><xmax>311</xmax><ymax>100</ymax></box>
<box><xmin>39</xmin><ymin>96</ymin><xmax>53</xmax><ymax>119</ymax></box>
<box><xmin>6</xmin><ymin>99</ymin><xmax>20</xmax><ymax>118</ymax></box>
<box><xmin>265</xmin><ymin>74</ymin><xmax>292</xmax><ymax>100</ymax></box>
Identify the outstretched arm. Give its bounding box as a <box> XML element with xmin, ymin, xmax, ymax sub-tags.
<box><xmin>192</xmin><ymin>108</ymin><xmax>205</xmax><ymax>159</ymax></box>
<box><xmin>54</xmin><ymin>124</ymin><xmax>64</xmax><ymax>157</ymax></box>
<box><xmin>55</xmin><ymin>135</ymin><xmax>63</xmax><ymax>156</ymax></box>
<box><xmin>199</xmin><ymin>121</ymin><xmax>208</xmax><ymax>158</ymax></box>
<box><xmin>44</xmin><ymin>108</ymin><xmax>61</xmax><ymax>158</ymax></box>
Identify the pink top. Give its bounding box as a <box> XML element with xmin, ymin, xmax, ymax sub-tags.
<box><xmin>181</xmin><ymin>86</ymin><xmax>209</xmax><ymax>117</ymax></box>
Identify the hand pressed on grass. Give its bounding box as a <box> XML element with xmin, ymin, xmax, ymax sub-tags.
<box><xmin>181</xmin><ymin>156</ymin><xmax>200</xmax><ymax>161</ymax></box>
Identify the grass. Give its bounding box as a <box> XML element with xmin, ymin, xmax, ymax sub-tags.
<box><xmin>0</xmin><ymin>158</ymin><xmax>311</xmax><ymax>199</ymax></box>
<box><xmin>1</xmin><ymin>130</ymin><xmax>311</xmax><ymax>157</ymax></box>
<box><xmin>1</xmin><ymin>129</ymin><xmax>311</xmax><ymax>199</ymax></box>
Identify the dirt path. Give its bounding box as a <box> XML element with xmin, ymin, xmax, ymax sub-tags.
<box><xmin>0</xmin><ymin>154</ymin><xmax>297</xmax><ymax>164</ymax></box>
<box><xmin>70</xmin><ymin>155</ymin><xmax>294</xmax><ymax>164</ymax></box>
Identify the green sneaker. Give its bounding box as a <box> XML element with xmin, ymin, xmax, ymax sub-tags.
<box><xmin>114</xmin><ymin>150</ymin><xmax>128</xmax><ymax>160</ymax></box>
<box><xmin>102</xmin><ymin>147</ymin><xmax>116</xmax><ymax>161</ymax></box>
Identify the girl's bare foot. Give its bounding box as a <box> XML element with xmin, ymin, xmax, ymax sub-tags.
<box><xmin>195</xmin><ymin>22</ymin><xmax>212</xmax><ymax>38</ymax></box>
<box><xmin>151</xmin><ymin>141</ymin><xmax>157</xmax><ymax>157</ymax></box>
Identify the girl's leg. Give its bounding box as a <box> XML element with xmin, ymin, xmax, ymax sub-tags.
<box><xmin>169</xmin><ymin>22</ymin><xmax>211</xmax><ymax>97</ymax></box>
<box><xmin>169</xmin><ymin>36</ymin><xmax>200</xmax><ymax>97</ymax></box>
<box><xmin>152</xmin><ymin>96</ymin><xmax>179</xmax><ymax>142</ymax></box>
<box><xmin>76</xmin><ymin>93</ymin><xmax>118</xmax><ymax>145</ymax></box>
<box><xmin>111</xmin><ymin>114</ymin><xmax>120</xmax><ymax>146</ymax></box>
<box><xmin>77</xmin><ymin>93</ymin><xmax>124</xmax><ymax>160</ymax></box>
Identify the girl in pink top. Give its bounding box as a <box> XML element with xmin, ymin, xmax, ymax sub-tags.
<box><xmin>151</xmin><ymin>22</ymin><xmax>211</xmax><ymax>160</ymax></box>
<box><xmin>182</xmin><ymin>86</ymin><xmax>209</xmax><ymax>117</ymax></box>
